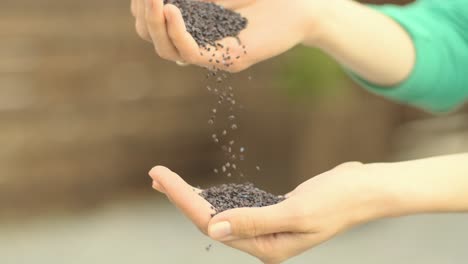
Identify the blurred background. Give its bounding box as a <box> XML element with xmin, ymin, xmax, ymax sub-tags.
<box><xmin>1</xmin><ymin>0</ymin><xmax>468</xmax><ymax>263</ymax></box>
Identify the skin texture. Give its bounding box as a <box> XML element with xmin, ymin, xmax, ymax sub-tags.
<box><xmin>133</xmin><ymin>1</ymin><xmax>468</xmax><ymax>263</ymax></box>
<box><xmin>131</xmin><ymin>0</ymin><xmax>415</xmax><ymax>85</ymax></box>
<box><xmin>150</xmin><ymin>154</ymin><xmax>468</xmax><ymax>264</ymax></box>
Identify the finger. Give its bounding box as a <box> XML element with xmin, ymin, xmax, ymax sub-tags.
<box><xmin>148</xmin><ymin>166</ymin><xmax>214</xmax><ymax>233</ymax></box>
<box><xmin>224</xmin><ymin>232</ymin><xmax>314</xmax><ymax>264</ymax></box>
<box><xmin>151</xmin><ymin>179</ymin><xmax>166</xmax><ymax>193</ymax></box>
<box><xmin>136</xmin><ymin>0</ymin><xmax>152</xmax><ymax>41</ymax></box>
<box><xmin>164</xmin><ymin>4</ymin><xmax>201</xmax><ymax>64</ymax></box>
<box><xmin>208</xmin><ymin>198</ymin><xmax>306</xmax><ymax>241</ymax></box>
<box><xmin>199</xmin><ymin>0</ymin><xmax>255</xmax><ymax>10</ymax></box>
<box><xmin>131</xmin><ymin>0</ymin><xmax>138</xmax><ymax>17</ymax></box>
<box><xmin>146</xmin><ymin>0</ymin><xmax>182</xmax><ymax>61</ymax></box>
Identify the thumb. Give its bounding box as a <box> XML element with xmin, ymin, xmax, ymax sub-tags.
<box><xmin>208</xmin><ymin>200</ymin><xmax>304</xmax><ymax>241</ymax></box>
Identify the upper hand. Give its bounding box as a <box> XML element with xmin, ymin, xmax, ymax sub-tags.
<box><xmin>149</xmin><ymin>162</ymin><xmax>395</xmax><ymax>264</ymax></box>
<box><xmin>131</xmin><ymin>0</ymin><xmax>323</xmax><ymax>72</ymax></box>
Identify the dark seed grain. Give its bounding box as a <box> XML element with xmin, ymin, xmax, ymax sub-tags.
<box><xmin>164</xmin><ymin>0</ymin><xmax>248</xmax><ymax>47</ymax></box>
<box><xmin>200</xmin><ymin>183</ymin><xmax>285</xmax><ymax>215</ymax></box>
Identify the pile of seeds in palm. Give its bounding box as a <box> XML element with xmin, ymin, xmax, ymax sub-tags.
<box><xmin>200</xmin><ymin>183</ymin><xmax>285</xmax><ymax>215</ymax></box>
<box><xmin>164</xmin><ymin>0</ymin><xmax>248</xmax><ymax>47</ymax></box>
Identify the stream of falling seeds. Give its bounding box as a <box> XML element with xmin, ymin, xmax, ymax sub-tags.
<box><xmin>201</xmin><ymin>43</ymin><xmax>264</xmax><ymax>180</ymax></box>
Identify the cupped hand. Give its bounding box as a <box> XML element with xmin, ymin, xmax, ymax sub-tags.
<box><xmin>149</xmin><ymin>162</ymin><xmax>395</xmax><ymax>264</ymax></box>
<box><xmin>131</xmin><ymin>0</ymin><xmax>322</xmax><ymax>72</ymax></box>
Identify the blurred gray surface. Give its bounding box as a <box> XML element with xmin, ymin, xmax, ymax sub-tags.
<box><xmin>2</xmin><ymin>197</ymin><xmax>468</xmax><ymax>264</ymax></box>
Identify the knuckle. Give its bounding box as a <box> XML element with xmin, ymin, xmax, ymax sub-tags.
<box><xmin>157</xmin><ymin>52</ymin><xmax>172</xmax><ymax>61</ymax></box>
<box><xmin>335</xmin><ymin>161</ymin><xmax>363</xmax><ymax>170</ymax></box>
<box><xmin>135</xmin><ymin>23</ymin><xmax>147</xmax><ymax>39</ymax></box>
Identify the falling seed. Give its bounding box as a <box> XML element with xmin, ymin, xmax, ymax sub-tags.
<box><xmin>239</xmin><ymin>173</ymin><xmax>244</xmax><ymax>177</ymax></box>
<box><xmin>229</xmin><ymin>140</ymin><xmax>235</xmax><ymax>145</ymax></box>
<box><xmin>206</xmin><ymin>244</ymin><xmax>212</xmax><ymax>252</ymax></box>
<box><xmin>256</xmin><ymin>166</ymin><xmax>261</xmax><ymax>171</ymax></box>
<box><xmin>231</xmin><ymin>124</ymin><xmax>238</xmax><ymax>130</ymax></box>
<box><xmin>208</xmin><ymin>119</ymin><xmax>214</xmax><ymax>125</ymax></box>
<box><xmin>226</xmin><ymin>162</ymin><xmax>231</xmax><ymax>168</ymax></box>
<box><xmin>222</xmin><ymin>130</ymin><xmax>227</xmax><ymax>136</ymax></box>
<box><xmin>228</xmin><ymin>147</ymin><xmax>232</xmax><ymax>153</ymax></box>
<box><xmin>214</xmin><ymin>88</ymin><xmax>218</xmax><ymax>93</ymax></box>
<box><xmin>212</xmin><ymin>108</ymin><xmax>217</xmax><ymax>114</ymax></box>
<box><xmin>227</xmin><ymin>173</ymin><xmax>232</xmax><ymax>177</ymax></box>
<box><xmin>232</xmin><ymin>164</ymin><xmax>237</xmax><ymax>170</ymax></box>
<box><xmin>231</xmin><ymin>100</ymin><xmax>236</xmax><ymax>105</ymax></box>
<box><xmin>214</xmin><ymin>169</ymin><xmax>218</xmax><ymax>174</ymax></box>
<box><xmin>240</xmin><ymin>147</ymin><xmax>245</xmax><ymax>153</ymax></box>
<box><xmin>217</xmin><ymin>77</ymin><xmax>223</xmax><ymax>82</ymax></box>
<box><xmin>222</xmin><ymin>166</ymin><xmax>227</xmax><ymax>172</ymax></box>
<box><xmin>214</xmin><ymin>138</ymin><xmax>219</xmax><ymax>143</ymax></box>
<box><xmin>228</xmin><ymin>86</ymin><xmax>233</xmax><ymax>91</ymax></box>
<box><xmin>228</xmin><ymin>115</ymin><xmax>235</xmax><ymax>121</ymax></box>
<box><xmin>212</xmin><ymin>134</ymin><xmax>217</xmax><ymax>139</ymax></box>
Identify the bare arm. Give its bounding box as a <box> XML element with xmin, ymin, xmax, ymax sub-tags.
<box><xmin>381</xmin><ymin>153</ymin><xmax>468</xmax><ymax>216</ymax></box>
<box><xmin>306</xmin><ymin>0</ymin><xmax>415</xmax><ymax>86</ymax></box>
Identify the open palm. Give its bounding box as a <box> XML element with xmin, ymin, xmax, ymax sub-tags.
<box><xmin>149</xmin><ymin>162</ymin><xmax>384</xmax><ymax>264</ymax></box>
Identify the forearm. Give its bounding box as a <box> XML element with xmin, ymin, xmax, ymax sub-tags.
<box><xmin>304</xmin><ymin>0</ymin><xmax>415</xmax><ymax>86</ymax></box>
<box><xmin>377</xmin><ymin>153</ymin><xmax>468</xmax><ymax>218</ymax></box>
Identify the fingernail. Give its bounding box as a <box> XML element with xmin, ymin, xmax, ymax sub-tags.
<box><xmin>209</xmin><ymin>221</ymin><xmax>232</xmax><ymax>240</ymax></box>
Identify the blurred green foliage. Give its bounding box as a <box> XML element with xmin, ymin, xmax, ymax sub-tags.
<box><xmin>277</xmin><ymin>46</ymin><xmax>348</xmax><ymax>100</ymax></box>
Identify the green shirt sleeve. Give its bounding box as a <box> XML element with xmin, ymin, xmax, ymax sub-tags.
<box><xmin>349</xmin><ymin>0</ymin><xmax>468</xmax><ymax>113</ymax></box>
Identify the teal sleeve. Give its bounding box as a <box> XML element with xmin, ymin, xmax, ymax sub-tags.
<box><xmin>349</xmin><ymin>1</ymin><xmax>468</xmax><ymax>113</ymax></box>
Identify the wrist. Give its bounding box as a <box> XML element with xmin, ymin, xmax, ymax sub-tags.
<box><xmin>365</xmin><ymin>160</ymin><xmax>450</xmax><ymax>220</ymax></box>
<box><xmin>300</xmin><ymin>0</ymin><xmax>347</xmax><ymax>47</ymax></box>
<box><xmin>358</xmin><ymin>163</ymin><xmax>414</xmax><ymax>222</ymax></box>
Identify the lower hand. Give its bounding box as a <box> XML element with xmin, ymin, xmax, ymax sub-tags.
<box><xmin>149</xmin><ymin>162</ymin><xmax>396</xmax><ymax>264</ymax></box>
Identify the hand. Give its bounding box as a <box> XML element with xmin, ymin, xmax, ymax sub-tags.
<box><xmin>149</xmin><ymin>162</ymin><xmax>395</xmax><ymax>264</ymax></box>
<box><xmin>131</xmin><ymin>0</ymin><xmax>328</xmax><ymax>72</ymax></box>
